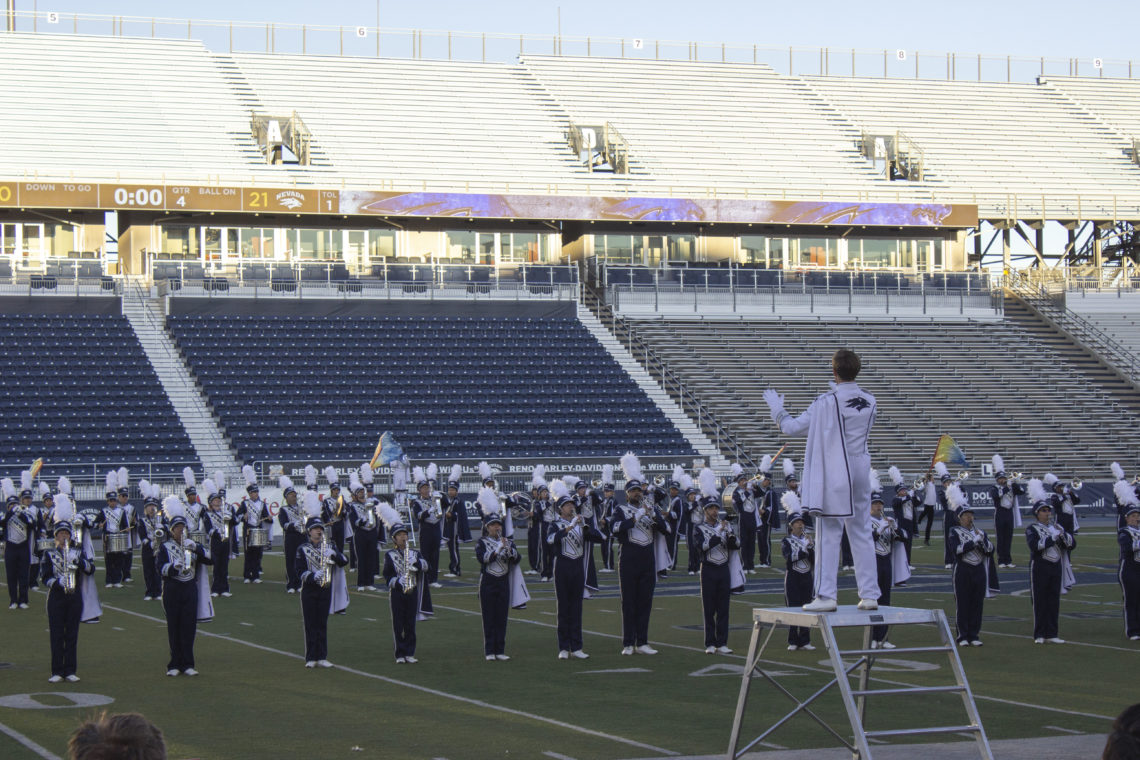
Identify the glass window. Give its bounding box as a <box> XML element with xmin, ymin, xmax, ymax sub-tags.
<box><xmin>238</xmin><ymin>228</ymin><xmax>276</xmax><ymax>259</ymax></box>
<box><xmin>860</xmin><ymin>239</ymin><xmax>897</xmax><ymax>268</ymax></box>
<box><xmin>793</xmin><ymin>237</ymin><xmax>834</xmax><ymax>267</ymax></box>
<box><xmin>502</xmin><ymin>232</ymin><xmax>539</xmax><ymax>263</ymax></box>
<box><xmin>594</xmin><ymin>234</ymin><xmax>635</xmax><ymax>264</ymax></box>
<box><xmin>1</xmin><ymin>224</ymin><xmax>16</xmax><ymax>256</ymax></box>
<box><xmin>445</xmin><ymin>231</ymin><xmax>477</xmax><ymax>262</ymax></box>
<box><xmin>740</xmin><ymin>235</ymin><xmax>765</xmax><ymax>265</ymax></box>
<box><xmin>369</xmin><ymin>230</ymin><xmax>396</xmax><ymax>261</ymax></box>
<box><xmin>160</xmin><ymin>226</ymin><xmax>198</xmax><ymax>258</ymax></box>
<box><xmin>296</xmin><ymin>229</ymin><xmax>341</xmax><ymax>260</ymax></box>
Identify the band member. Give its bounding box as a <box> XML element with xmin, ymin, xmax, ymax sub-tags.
<box><xmin>381</xmin><ymin>504</ymin><xmax>431</xmax><ymax>663</ymax></box>
<box><xmin>297</xmin><ymin>491</ymin><xmax>349</xmax><ymax>668</ymax></box>
<box><xmin>3</xmin><ymin>477</ymin><xmax>35</xmax><ymax>608</ymax></box>
<box><xmin>320</xmin><ymin>466</ymin><xmax>351</xmax><ymax>558</ymax></box>
<box><xmin>1114</xmin><ymin>483</ymin><xmax>1140</xmax><ymax>641</ymax></box>
<box><xmin>696</xmin><ymin>468</ymin><xmax>742</xmax><ymax>654</ymax></box>
<box><xmin>346</xmin><ymin>471</ymin><xmax>380</xmax><ymax>591</ymax></box>
<box><xmin>783</xmin><ymin>459</ymin><xmax>809</xmax><ymax>530</ymax></box>
<box><xmin>944</xmin><ymin>485</ymin><xmax>992</xmax><ymax>647</ymax></box>
<box><xmin>989</xmin><ymin>455</ymin><xmax>1025</xmax><ymax>569</ymax></box>
<box><xmin>411</xmin><ymin>465</ymin><xmax>444</xmax><ymax>588</ymax></box>
<box><xmin>781</xmin><ymin>493</ymin><xmax>814</xmax><ymax>651</ymax></box>
<box><xmin>1047</xmin><ymin>472</ymin><xmax>1080</xmax><ymax>593</ymax></box>
<box><xmin>442</xmin><ymin>464</ymin><xmax>471</xmax><ymax>578</ymax></box>
<box><xmin>684</xmin><ymin>475</ymin><xmax>702</xmax><ymax>575</ymax></box>
<box><xmin>661</xmin><ymin>467</ymin><xmax>684</xmax><ymax>571</ymax></box>
<box><xmin>752</xmin><ymin>456</ymin><xmax>779</xmax><ymax>569</ymax></box>
<box><xmin>202</xmin><ymin>480</ymin><xmax>233</xmax><ymax>598</ymax></box>
<box><xmin>523</xmin><ymin>466</ymin><xmax>547</xmax><ymax>575</ymax></box>
<box><xmin>612</xmin><ymin>453</ymin><xmax>671</xmax><ymax>655</ymax></box>
<box><xmin>56</xmin><ymin>477</ymin><xmax>102</xmax><ymax>625</ymax></box>
<box><xmin>136</xmin><ymin>481</ymin><xmax>166</xmax><ymax>601</ymax></box>
<box><xmin>1026</xmin><ymin>479</ymin><xmax>1074</xmax><ymax>644</ymax></box>
<box><xmin>566</xmin><ymin>475</ymin><xmax>601</xmax><ymax>591</ymax></box>
<box><xmin>279</xmin><ymin>475</ymin><xmax>307</xmax><ymax>593</ymax></box>
<box><xmin>596</xmin><ymin>465</ymin><xmax>618</xmax><ymax>573</ymax></box>
<box><xmin>934</xmin><ymin>463</ymin><xmax>956</xmax><ymax>568</ymax></box>
<box><xmin>181</xmin><ymin>468</ymin><xmax>203</xmax><ymax>536</ymax></box>
<box><xmin>888</xmin><ymin>467</ymin><xmax>916</xmax><ymax>568</ymax></box>
<box><xmin>94</xmin><ymin>471</ymin><xmax>130</xmax><ymax>588</ymax></box>
<box><xmin>765</xmin><ymin>349</ymin><xmax>880</xmax><ymax>612</ymax></box>
<box><xmin>917</xmin><ymin>471</ymin><xmax>938</xmax><ymax>547</ymax></box>
<box><xmin>156</xmin><ymin>497</ymin><xmax>213</xmax><ymax>676</ymax></box>
<box><xmin>40</xmin><ymin>493</ymin><xmax>95</xmax><ymax>683</ymax></box>
<box><xmin>114</xmin><ymin>469</ymin><xmax>136</xmax><ymax>584</ymax></box>
<box><xmin>31</xmin><ymin>479</ymin><xmax>51</xmax><ymax>590</ymax></box>
<box><xmin>236</xmin><ymin>466</ymin><xmax>271</xmax><ymax>584</ymax></box>
<box><xmin>548</xmin><ymin>480</ymin><xmax>602</xmax><ymax>659</ymax></box>
<box><xmin>869</xmin><ymin>473</ymin><xmax>907</xmax><ymax>648</ymax></box>
<box><xmin>476</xmin><ymin>487</ymin><xmax>526</xmax><ymax>660</ymax></box>
<box><xmin>731</xmin><ymin>464</ymin><xmax>758</xmax><ymax>573</ymax></box>
<box><xmin>1113</xmin><ymin>462</ymin><xmax>1132</xmax><ymax>529</ymax></box>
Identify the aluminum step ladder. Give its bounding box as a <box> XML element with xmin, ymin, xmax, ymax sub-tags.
<box><xmin>726</xmin><ymin>605</ymin><xmax>993</xmax><ymax>760</ymax></box>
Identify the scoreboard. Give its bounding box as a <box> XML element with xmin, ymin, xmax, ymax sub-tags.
<box><xmin>0</xmin><ymin>181</ymin><xmax>341</xmax><ymax>215</ymax></box>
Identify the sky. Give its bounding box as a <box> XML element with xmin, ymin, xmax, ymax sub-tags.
<box><xmin>12</xmin><ymin>0</ymin><xmax>1140</xmax><ymax>63</ymax></box>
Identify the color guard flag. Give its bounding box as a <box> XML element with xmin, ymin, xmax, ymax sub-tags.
<box><xmin>932</xmin><ymin>434</ymin><xmax>969</xmax><ymax>469</ymax></box>
<box><xmin>370</xmin><ymin>432</ymin><xmax>405</xmax><ymax>469</ymax></box>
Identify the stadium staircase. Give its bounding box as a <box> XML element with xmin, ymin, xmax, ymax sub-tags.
<box><xmin>120</xmin><ymin>283</ymin><xmax>241</xmax><ymax>482</ymax></box>
<box><xmin>575</xmin><ymin>302</ymin><xmax>728</xmax><ymax>468</ymax></box>
<box><xmin>614</xmin><ymin>306</ymin><xmax>1140</xmax><ymax>477</ymax></box>
<box><xmin>1005</xmin><ymin>283</ymin><xmax>1140</xmax><ymax>392</ymax></box>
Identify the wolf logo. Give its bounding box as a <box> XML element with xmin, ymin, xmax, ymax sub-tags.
<box><xmin>845</xmin><ymin>396</ymin><xmax>871</xmax><ymax>411</ymax></box>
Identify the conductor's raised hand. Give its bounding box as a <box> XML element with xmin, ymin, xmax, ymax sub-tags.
<box><xmin>763</xmin><ymin>388</ymin><xmax>785</xmax><ymax>419</ymax></box>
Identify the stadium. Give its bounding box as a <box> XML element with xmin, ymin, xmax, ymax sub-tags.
<box><xmin>1</xmin><ymin>6</ymin><xmax>1139</xmax><ymax>760</ymax></box>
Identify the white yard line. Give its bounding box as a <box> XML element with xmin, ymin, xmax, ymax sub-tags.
<box><xmin>0</xmin><ymin>721</ymin><xmax>62</xmax><ymax>760</ymax></box>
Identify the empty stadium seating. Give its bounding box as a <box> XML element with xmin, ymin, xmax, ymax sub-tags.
<box><xmin>624</xmin><ymin>313</ymin><xmax>1140</xmax><ymax>476</ymax></box>
<box><xmin>0</xmin><ymin>311</ymin><xmax>198</xmax><ymax>472</ymax></box>
<box><xmin>166</xmin><ymin>309</ymin><xmax>696</xmax><ymax>463</ymax></box>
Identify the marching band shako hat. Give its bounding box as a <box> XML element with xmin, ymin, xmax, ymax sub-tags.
<box><xmin>114</xmin><ymin>467</ymin><xmax>130</xmax><ymax>498</ymax></box>
<box><xmin>104</xmin><ymin>471</ymin><xmax>118</xmax><ymax>501</ymax></box>
<box><xmin>203</xmin><ymin>479</ymin><xmax>222</xmax><ymax>506</ymax></box>
<box><xmin>378</xmin><ymin>502</ymin><xmax>407</xmax><ymax>539</ymax></box>
<box><xmin>954</xmin><ymin>505</ymin><xmax>974</xmax><ymax>521</ymax></box>
<box><xmin>679</xmin><ymin>473</ymin><xmax>695</xmax><ymax>498</ymax></box>
<box><xmin>478</xmin><ymin>487</ymin><xmax>503</xmax><ymax>527</ymax></box>
<box><xmin>1114</xmin><ymin>480</ymin><xmax>1139</xmax><ymax>516</ymax></box>
<box><xmin>447</xmin><ymin>464</ymin><xmax>463</xmax><ymax>492</ymax></box>
<box><xmin>140</xmin><ymin>479</ymin><xmax>161</xmax><ymax>508</ymax></box>
<box><xmin>243</xmin><ymin>465</ymin><xmax>259</xmax><ymax>495</ymax></box>
<box><xmin>731</xmin><ymin>462</ymin><xmax>746</xmax><ymax>484</ymax></box>
<box><xmin>304</xmin><ymin>465</ymin><xmax>318</xmax><ymax>492</ymax></box>
<box><xmin>183</xmin><ymin>467</ymin><xmax>198</xmax><ymax>497</ymax></box>
<box><xmin>869</xmin><ymin>469</ymin><xmax>884</xmax><ymax>506</ymax></box>
<box><xmin>1044</xmin><ymin>472</ymin><xmax>1064</xmax><ymax>492</ymax></box>
<box><xmin>413</xmin><ymin>466</ymin><xmax>430</xmax><ymax>490</ymax></box>
<box><xmin>759</xmin><ymin>455</ymin><xmax>774</xmax><ymax>480</ymax></box>
<box><xmin>53</xmin><ymin>492</ymin><xmax>76</xmax><ymax>537</ymax></box>
<box><xmin>992</xmin><ymin>454</ymin><xmax>1007</xmax><ymax>481</ymax></box>
<box><xmin>621</xmin><ymin>452</ymin><xmax>644</xmax><ymax>494</ymax></box>
<box><xmin>1027</xmin><ymin>478</ymin><xmax>1051</xmax><ymax>513</ymax></box>
<box><xmin>1125</xmin><ymin>504</ymin><xmax>1140</xmax><ymax>518</ymax></box>
<box><xmin>783</xmin><ymin>458</ymin><xmax>798</xmax><ymax>486</ymax></box>
<box><xmin>324</xmin><ymin>466</ymin><xmax>340</xmax><ymax>492</ymax></box>
<box><xmin>478</xmin><ymin>461</ymin><xmax>496</xmax><ymax>487</ymax></box>
<box><xmin>303</xmin><ymin>491</ymin><xmax>323</xmax><ymax>532</ymax></box>
<box><xmin>945</xmin><ymin>483</ymin><xmax>971</xmax><ymax>521</ymax></box>
<box><xmin>699</xmin><ymin>468</ymin><xmax>720</xmax><ymax>509</ymax></box>
<box><xmin>550</xmin><ymin>479</ymin><xmax>575</xmax><ymax>509</ymax></box>
<box><xmin>601</xmin><ymin>464</ymin><xmax>615</xmax><ymax>491</ymax></box>
<box><xmin>781</xmin><ymin>491</ymin><xmax>803</xmax><ymax>527</ymax></box>
<box><xmin>426</xmin><ymin>463</ymin><xmax>439</xmax><ymax>488</ymax></box>
<box><xmin>163</xmin><ymin>496</ymin><xmax>187</xmax><ymax>528</ymax></box>
<box><xmin>39</xmin><ymin>482</ymin><xmax>54</xmax><ymax>504</ymax></box>
<box><xmin>669</xmin><ymin>464</ymin><xmax>684</xmax><ymax>491</ymax></box>
<box><xmin>19</xmin><ymin>470</ymin><xmax>34</xmax><ymax>499</ymax></box>
<box><xmin>279</xmin><ymin>475</ymin><xmax>296</xmax><ymax>498</ymax></box>
<box><xmin>934</xmin><ymin>461</ymin><xmax>952</xmax><ymax>484</ymax></box>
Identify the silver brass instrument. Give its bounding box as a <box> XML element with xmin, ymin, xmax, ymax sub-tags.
<box><xmin>506</xmin><ymin>491</ymin><xmax>531</xmax><ymax>521</ymax></box>
<box><xmin>913</xmin><ymin>476</ymin><xmax>926</xmax><ymax>490</ymax></box>
<box><xmin>652</xmin><ymin>475</ymin><xmax>666</xmax><ymax>487</ymax></box>
<box><xmin>1069</xmin><ymin>478</ymin><xmax>1083</xmax><ymax>491</ymax></box>
<box><xmin>591</xmin><ymin>478</ymin><xmax>603</xmax><ymax>489</ymax></box>
<box><xmin>59</xmin><ymin>536</ymin><xmax>76</xmax><ymax>593</ymax></box>
<box><xmin>1008</xmin><ymin>471</ymin><xmax>1024</xmax><ymax>483</ymax></box>
<box><xmin>181</xmin><ymin>534</ymin><xmax>194</xmax><ymax>572</ymax></box>
<box><xmin>957</xmin><ymin>470</ymin><xmax>970</xmax><ymax>482</ymax></box>
<box><xmin>318</xmin><ymin>527</ymin><xmax>332</xmax><ymax>588</ymax></box>
<box><xmin>431</xmin><ymin>495</ymin><xmax>443</xmax><ymax>521</ymax></box>
<box><xmin>401</xmin><ymin>541</ymin><xmax>417</xmax><ymax>595</ymax></box>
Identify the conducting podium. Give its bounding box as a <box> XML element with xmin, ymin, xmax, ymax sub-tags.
<box><xmin>726</xmin><ymin>605</ymin><xmax>993</xmax><ymax>760</ymax></box>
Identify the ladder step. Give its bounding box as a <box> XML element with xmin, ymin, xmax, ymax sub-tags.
<box><xmin>850</xmin><ymin>685</ymin><xmax>964</xmax><ymax>698</ymax></box>
<box><xmin>864</xmin><ymin>725</ymin><xmax>980</xmax><ymax>739</ymax></box>
<box><xmin>840</xmin><ymin>645</ymin><xmax>954</xmax><ymax>656</ymax></box>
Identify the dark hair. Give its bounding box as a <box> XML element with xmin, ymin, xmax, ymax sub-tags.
<box><xmin>69</xmin><ymin>712</ymin><xmax>166</xmax><ymax>760</ymax></box>
<box><xmin>832</xmin><ymin>348</ymin><xmax>861</xmax><ymax>382</ymax></box>
<box><xmin>1104</xmin><ymin>703</ymin><xmax>1140</xmax><ymax>759</ymax></box>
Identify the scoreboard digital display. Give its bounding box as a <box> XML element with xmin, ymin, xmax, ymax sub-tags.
<box><xmin>0</xmin><ymin>182</ymin><xmax>339</xmax><ymax>215</ymax></box>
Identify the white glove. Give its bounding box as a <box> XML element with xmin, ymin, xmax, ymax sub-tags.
<box><xmin>763</xmin><ymin>388</ymin><xmax>785</xmax><ymax>420</ymax></box>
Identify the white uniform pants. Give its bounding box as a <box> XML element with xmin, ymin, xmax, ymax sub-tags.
<box><xmin>812</xmin><ymin>511</ymin><xmax>881</xmax><ymax>602</ymax></box>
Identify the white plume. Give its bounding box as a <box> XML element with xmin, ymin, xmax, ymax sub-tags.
<box><xmin>1</xmin><ymin>478</ymin><xmax>15</xmax><ymax>499</ymax></box>
<box><xmin>105</xmin><ymin>471</ymin><xmax>117</xmax><ymax>492</ymax></box>
<box><xmin>378</xmin><ymin>503</ymin><xmax>402</xmax><ymax>531</ymax></box>
<box><xmin>202</xmin><ymin>479</ymin><xmax>218</xmax><ymax>499</ymax></box>
<box><xmin>349</xmin><ymin>473</ymin><xmax>363</xmax><ymax>493</ymax></box>
<box><xmin>1114</xmin><ymin>479</ymin><xmax>1140</xmax><ymax>507</ymax></box>
<box><xmin>57</xmin><ymin>477</ymin><xmax>72</xmax><ymax>496</ymax></box>
<box><xmin>138</xmin><ymin>479</ymin><xmax>152</xmax><ymax>500</ymax></box>
<box><xmin>323</xmin><ymin>466</ymin><xmax>339</xmax><ymax>486</ymax></box>
<box><xmin>868</xmin><ymin>469</ymin><xmax>882</xmax><ymax>494</ymax></box>
<box><xmin>19</xmin><ymin>470</ymin><xmax>32</xmax><ymax>492</ymax></box>
<box><xmin>934</xmin><ymin>462</ymin><xmax>949</xmax><ymax>479</ymax></box>
<box><xmin>730</xmin><ymin>463</ymin><xmax>743</xmax><ymax>478</ymax></box>
<box><xmin>679</xmin><ymin>473</ymin><xmax>694</xmax><ymax>491</ymax></box>
<box><xmin>888</xmin><ymin>466</ymin><xmax>904</xmax><ymax>486</ymax></box>
<box><xmin>477</xmin><ymin>486</ymin><xmax>501</xmax><ymax>518</ymax></box>
<box><xmin>163</xmin><ymin>496</ymin><xmax>185</xmax><ymax>523</ymax></box>
<box><xmin>478</xmin><ymin>461</ymin><xmax>493</xmax><ymax>482</ymax></box>
<box><xmin>1112</xmin><ymin>462</ymin><xmax>1126</xmax><ymax>482</ymax></box>
<box><xmin>243</xmin><ymin>465</ymin><xmax>257</xmax><ymax>486</ymax></box>
<box><xmin>550</xmin><ymin>479</ymin><xmax>570</xmax><ymax>502</ymax></box>
<box><xmin>54</xmin><ymin>492</ymin><xmax>75</xmax><ymax>524</ymax></box>
<box><xmin>412</xmin><ymin>466</ymin><xmax>426</xmax><ymax>485</ymax></box>
<box><xmin>1027</xmin><ymin>478</ymin><xmax>1049</xmax><ymax>504</ymax></box>
<box><xmin>1043</xmin><ymin>473</ymin><xmax>1058</xmax><ymax>486</ymax></box>
<box><xmin>303</xmin><ymin>490</ymin><xmax>322</xmax><ymax>520</ymax></box>
<box><xmin>672</xmin><ymin>465</ymin><xmax>685</xmax><ymax>483</ymax></box>
<box><xmin>992</xmin><ymin>454</ymin><xmax>1005</xmax><ymax>474</ymax></box>
<box><xmin>531</xmin><ymin>465</ymin><xmax>546</xmax><ymax>489</ymax></box>
<box><xmin>183</xmin><ymin>467</ymin><xmax>196</xmax><ymax>487</ymax></box>
<box><xmin>620</xmin><ymin>452</ymin><xmax>643</xmax><ymax>482</ymax></box>
<box><xmin>279</xmin><ymin>476</ymin><xmax>294</xmax><ymax>491</ymax></box>
<box><xmin>304</xmin><ymin>465</ymin><xmax>317</xmax><ymax>487</ymax></box>
<box><xmin>945</xmin><ymin>483</ymin><xmax>968</xmax><ymax>510</ymax></box>
<box><xmin>360</xmin><ymin>463</ymin><xmax>375</xmax><ymax>485</ymax></box>
<box><xmin>562</xmin><ymin>475</ymin><xmax>579</xmax><ymax>492</ymax></box>
<box><xmin>39</xmin><ymin>482</ymin><xmax>51</xmax><ymax>498</ymax></box>
<box><xmin>783</xmin><ymin>458</ymin><xmax>795</xmax><ymax>478</ymax></box>
<box><xmin>698</xmin><ymin>468</ymin><xmax>719</xmax><ymax>499</ymax></box>
<box><xmin>426</xmin><ymin>463</ymin><xmax>438</xmax><ymax>483</ymax></box>
<box><xmin>601</xmin><ymin>464</ymin><xmax>614</xmax><ymax>484</ymax></box>
<box><xmin>449</xmin><ymin>465</ymin><xmax>463</xmax><ymax>484</ymax></box>
<box><xmin>116</xmin><ymin>467</ymin><xmax>129</xmax><ymax>490</ymax></box>
<box><xmin>759</xmin><ymin>455</ymin><xmax>773</xmax><ymax>474</ymax></box>
<box><xmin>781</xmin><ymin>491</ymin><xmax>801</xmax><ymax>516</ymax></box>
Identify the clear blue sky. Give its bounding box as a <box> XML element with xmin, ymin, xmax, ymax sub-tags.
<box><xmin>14</xmin><ymin>0</ymin><xmax>1140</xmax><ymax>62</ymax></box>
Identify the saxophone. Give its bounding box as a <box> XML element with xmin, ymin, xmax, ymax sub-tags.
<box><xmin>318</xmin><ymin>528</ymin><xmax>332</xmax><ymax>588</ymax></box>
<box><xmin>401</xmin><ymin>541</ymin><xmax>417</xmax><ymax>595</ymax></box>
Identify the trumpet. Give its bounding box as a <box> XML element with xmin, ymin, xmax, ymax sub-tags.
<box><xmin>652</xmin><ymin>475</ymin><xmax>666</xmax><ymax>487</ymax></box>
<box><xmin>1069</xmin><ymin>478</ymin><xmax>1083</xmax><ymax>491</ymax></box>
<box><xmin>1008</xmin><ymin>471</ymin><xmax>1024</xmax><ymax>483</ymax></box>
<box><xmin>912</xmin><ymin>476</ymin><xmax>926</xmax><ymax>490</ymax></box>
<box><xmin>957</xmin><ymin>470</ymin><xmax>970</xmax><ymax>482</ymax></box>
<box><xmin>591</xmin><ymin>478</ymin><xmax>603</xmax><ymax>489</ymax></box>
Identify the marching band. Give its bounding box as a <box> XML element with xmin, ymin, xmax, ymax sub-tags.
<box><xmin>5</xmin><ymin>449</ymin><xmax>1140</xmax><ymax>686</ymax></box>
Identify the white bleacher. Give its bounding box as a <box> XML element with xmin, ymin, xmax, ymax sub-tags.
<box><xmin>0</xmin><ymin>33</ymin><xmax>262</xmax><ymax>182</ymax></box>
<box><xmin>802</xmin><ymin>75</ymin><xmax>1140</xmax><ymax>215</ymax></box>
<box><xmin>229</xmin><ymin>53</ymin><xmax>600</xmax><ymax>190</ymax></box>
<box><xmin>1043</xmin><ymin>76</ymin><xmax>1140</xmax><ymax>142</ymax></box>
<box><xmin>519</xmin><ymin>55</ymin><xmax>893</xmax><ymax>197</ymax></box>
<box><xmin>1064</xmin><ymin>289</ymin><xmax>1140</xmax><ymax>357</ymax></box>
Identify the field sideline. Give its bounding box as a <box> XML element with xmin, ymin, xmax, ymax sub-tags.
<box><xmin>0</xmin><ymin>519</ymin><xmax>1131</xmax><ymax>760</ymax></box>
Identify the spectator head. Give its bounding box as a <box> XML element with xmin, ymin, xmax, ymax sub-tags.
<box><xmin>832</xmin><ymin>348</ymin><xmax>861</xmax><ymax>382</ymax></box>
<box><xmin>68</xmin><ymin>712</ymin><xmax>165</xmax><ymax>760</ymax></box>
<box><xmin>1103</xmin><ymin>702</ymin><xmax>1140</xmax><ymax>760</ymax></box>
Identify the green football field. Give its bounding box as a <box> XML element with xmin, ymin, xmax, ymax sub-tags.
<box><xmin>0</xmin><ymin>523</ymin><xmax>1134</xmax><ymax>760</ymax></box>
